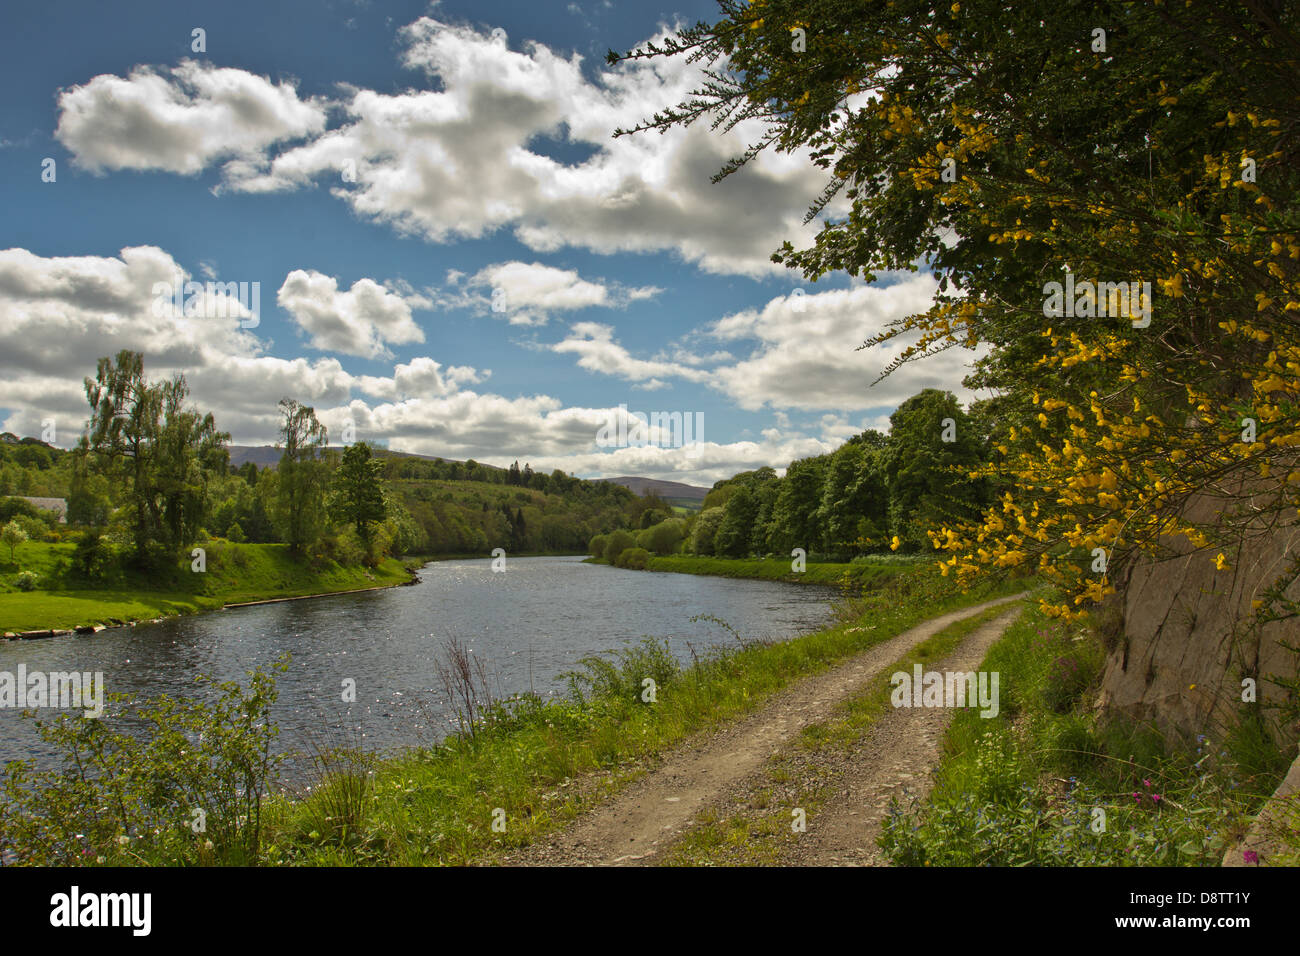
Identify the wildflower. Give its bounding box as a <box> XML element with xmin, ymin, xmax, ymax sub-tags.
<box><xmin>1243</xmin><ymin>850</ymin><xmax>1259</xmax><ymax>865</ymax></box>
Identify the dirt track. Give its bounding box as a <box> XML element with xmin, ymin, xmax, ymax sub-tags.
<box><xmin>501</xmin><ymin>593</ymin><xmax>1027</xmax><ymax>866</ymax></box>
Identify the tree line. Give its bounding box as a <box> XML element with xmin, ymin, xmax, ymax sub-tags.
<box><xmin>2</xmin><ymin>351</ymin><xmax>646</xmax><ymax>581</ymax></box>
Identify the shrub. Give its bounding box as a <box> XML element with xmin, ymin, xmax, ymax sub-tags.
<box><xmin>0</xmin><ymin>659</ymin><xmax>286</xmax><ymax>866</ymax></box>
<box><xmin>14</xmin><ymin>570</ymin><xmax>38</xmax><ymax>592</ymax></box>
<box><xmin>603</xmin><ymin>529</ymin><xmax>635</xmax><ymax>563</ymax></box>
<box><xmin>588</xmin><ymin>533</ymin><xmax>608</xmax><ymax>560</ymax></box>
<box><xmin>616</xmin><ymin>547</ymin><xmax>651</xmax><ymax>570</ymax></box>
<box><xmin>72</xmin><ymin>531</ymin><xmax>112</xmax><ymax>580</ymax></box>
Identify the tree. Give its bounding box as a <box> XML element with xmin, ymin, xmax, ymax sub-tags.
<box><xmin>688</xmin><ymin>506</ymin><xmax>725</xmax><ymax>555</ymax></box>
<box><xmin>609</xmin><ymin>1</ymin><xmax>1300</xmax><ymax>619</ymax></box>
<box><xmin>83</xmin><ymin>351</ymin><xmax>228</xmax><ymax>566</ymax></box>
<box><xmin>331</xmin><ymin>442</ymin><xmax>387</xmax><ymax>550</ymax></box>
<box><xmin>818</xmin><ymin>440</ymin><xmax>883</xmax><ymax>556</ymax></box>
<box><xmin>66</xmin><ymin>438</ymin><xmax>111</xmax><ymax>526</ymax></box>
<box><xmin>882</xmin><ymin>390</ymin><xmax>990</xmax><ymax>551</ymax></box>
<box><xmin>2</xmin><ymin>519</ymin><xmax>26</xmax><ymax>563</ymax></box>
<box><xmin>274</xmin><ymin>399</ymin><xmax>329</xmax><ymax>557</ymax></box>
<box><xmin>715</xmin><ymin>485</ymin><xmax>761</xmax><ymax>557</ymax></box>
<box><xmin>769</xmin><ymin>456</ymin><xmax>826</xmax><ymax>554</ymax></box>
<box><xmin>603</xmin><ymin>528</ymin><xmax>637</xmax><ymax>563</ymax></box>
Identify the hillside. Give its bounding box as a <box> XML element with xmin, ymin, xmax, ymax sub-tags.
<box><xmin>598</xmin><ymin>476</ymin><xmax>710</xmax><ymax>500</ymax></box>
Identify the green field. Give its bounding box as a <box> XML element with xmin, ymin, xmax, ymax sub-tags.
<box><xmin>0</xmin><ymin>540</ymin><xmax>414</xmax><ymax>632</ymax></box>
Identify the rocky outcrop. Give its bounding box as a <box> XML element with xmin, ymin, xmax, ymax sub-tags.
<box><xmin>1097</xmin><ymin>488</ymin><xmax>1300</xmax><ymax>749</ymax></box>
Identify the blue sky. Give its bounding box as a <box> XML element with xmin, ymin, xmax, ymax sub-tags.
<box><xmin>0</xmin><ymin>0</ymin><xmax>979</xmax><ymax>485</ymax></box>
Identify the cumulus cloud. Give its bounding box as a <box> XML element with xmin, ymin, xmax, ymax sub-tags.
<box><xmin>54</xmin><ymin>20</ymin><xmax>834</xmax><ymax>276</ymax></box>
<box><xmin>543</xmin><ymin>276</ymin><xmax>987</xmax><ymax>413</ymax></box>
<box><xmin>0</xmin><ymin>246</ymin><xmax>846</xmax><ymax>484</ymax></box>
<box><xmin>432</xmin><ymin>260</ymin><xmax>660</xmax><ymax>325</ymax></box>
<box><xmin>55</xmin><ymin>60</ymin><xmax>327</xmax><ymax>176</ymax></box>
<box><xmin>551</xmin><ymin>322</ymin><xmax>711</xmax><ymax>384</ymax></box>
<box><xmin>706</xmin><ymin>276</ymin><xmax>988</xmax><ymax>412</ymax></box>
<box><xmin>277</xmin><ymin>270</ymin><xmax>429</xmax><ymax>358</ymax></box>
<box><xmin>466</xmin><ymin>261</ymin><xmax>610</xmax><ymax>325</ymax></box>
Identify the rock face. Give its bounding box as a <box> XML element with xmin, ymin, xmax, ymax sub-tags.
<box><xmin>1097</xmin><ymin>490</ymin><xmax>1300</xmax><ymax>749</ymax></box>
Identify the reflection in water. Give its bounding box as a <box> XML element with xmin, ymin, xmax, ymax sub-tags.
<box><xmin>0</xmin><ymin>556</ymin><xmax>836</xmax><ymax>772</ymax></box>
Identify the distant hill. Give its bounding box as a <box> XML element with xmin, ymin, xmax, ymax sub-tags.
<box><xmin>227</xmin><ymin>444</ymin><xmax>467</xmax><ymax>470</ymax></box>
<box><xmin>227</xmin><ymin>447</ymin><xmax>706</xmax><ymax>505</ymax></box>
<box><xmin>598</xmin><ymin>476</ymin><xmax>710</xmax><ymax>501</ymax></box>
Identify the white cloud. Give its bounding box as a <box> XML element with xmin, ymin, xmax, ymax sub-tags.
<box><xmin>551</xmin><ymin>322</ymin><xmax>711</xmax><ymax>384</ymax></box>
<box><xmin>55</xmin><ymin>20</ymin><xmax>835</xmax><ymax>276</ymax></box>
<box><xmin>704</xmin><ymin>276</ymin><xmax>989</xmax><ymax>412</ymax></box>
<box><xmin>277</xmin><ymin>270</ymin><xmax>429</xmax><ymax>358</ymax></box>
<box><xmin>467</xmin><ymin>261</ymin><xmax>609</xmax><ymax>325</ymax></box>
<box><xmin>432</xmin><ymin>260</ymin><xmax>660</xmax><ymax>325</ymax></box>
<box><xmin>55</xmin><ymin>60</ymin><xmax>327</xmax><ymax>176</ymax></box>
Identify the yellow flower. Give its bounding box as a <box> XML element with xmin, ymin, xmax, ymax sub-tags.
<box><xmin>890</xmin><ymin>536</ymin><xmax>901</xmax><ymax>551</ymax></box>
<box><xmin>1214</xmin><ymin>553</ymin><xmax>1229</xmax><ymax>571</ymax></box>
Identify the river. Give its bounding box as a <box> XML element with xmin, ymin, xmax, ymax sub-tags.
<box><xmin>0</xmin><ymin>556</ymin><xmax>838</xmax><ymax>773</ymax></box>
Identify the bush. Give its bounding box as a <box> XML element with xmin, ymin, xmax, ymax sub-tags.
<box><xmin>72</xmin><ymin>531</ymin><xmax>112</xmax><ymax>580</ymax></box>
<box><xmin>0</xmin><ymin>660</ymin><xmax>287</xmax><ymax>866</ymax></box>
<box><xmin>14</xmin><ymin>570</ymin><xmax>38</xmax><ymax>592</ymax></box>
<box><xmin>588</xmin><ymin>533</ymin><xmax>608</xmax><ymax>560</ymax></box>
<box><xmin>603</xmin><ymin>529</ymin><xmax>635</xmax><ymax>563</ymax></box>
<box><xmin>615</xmin><ymin>547</ymin><xmax>651</xmax><ymax>570</ymax></box>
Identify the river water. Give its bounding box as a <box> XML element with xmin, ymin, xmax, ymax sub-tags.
<box><xmin>0</xmin><ymin>556</ymin><xmax>838</xmax><ymax>773</ymax></box>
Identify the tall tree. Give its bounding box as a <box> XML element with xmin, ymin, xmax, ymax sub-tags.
<box><xmin>274</xmin><ymin>399</ymin><xmax>329</xmax><ymax>557</ymax></box>
<box><xmin>83</xmin><ymin>350</ymin><xmax>228</xmax><ymax>565</ymax></box>
<box><xmin>609</xmin><ymin>0</ymin><xmax>1300</xmax><ymax>618</ymax></box>
<box><xmin>331</xmin><ymin>442</ymin><xmax>387</xmax><ymax>548</ymax></box>
<box><xmin>882</xmin><ymin>390</ymin><xmax>989</xmax><ymax>551</ymax></box>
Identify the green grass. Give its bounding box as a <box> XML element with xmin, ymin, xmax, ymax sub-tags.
<box><xmin>878</xmin><ymin>599</ymin><xmax>1292</xmax><ymax>866</ymax></box>
<box><xmin>0</xmin><ymin>540</ymin><xmax>414</xmax><ymax>632</ymax></box>
<box><xmin>603</xmin><ymin>554</ymin><xmax>928</xmax><ymax>590</ymax></box>
<box><xmin>257</xmin><ymin>564</ymin><xmax>1035</xmax><ymax>865</ymax></box>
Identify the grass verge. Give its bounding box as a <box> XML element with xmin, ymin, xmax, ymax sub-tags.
<box><xmin>609</xmin><ymin>554</ymin><xmax>928</xmax><ymax>590</ymax></box>
<box><xmin>878</xmin><ymin>598</ymin><xmax>1292</xmax><ymax>866</ymax></box>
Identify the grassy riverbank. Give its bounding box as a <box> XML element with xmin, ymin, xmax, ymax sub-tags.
<box><xmin>0</xmin><ymin>540</ymin><xmax>418</xmax><ymax>633</ymax></box>
<box><xmin>1</xmin><ymin>561</ymin><xmax>1038</xmax><ymax>865</ymax></box>
<box><xmin>591</xmin><ymin>554</ymin><xmax>929</xmax><ymax>590</ymax></box>
<box><xmin>254</xmin><ymin>565</ymin><xmax>1034</xmax><ymax>866</ymax></box>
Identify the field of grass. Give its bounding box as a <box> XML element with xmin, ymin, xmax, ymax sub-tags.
<box><xmin>0</xmin><ymin>540</ymin><xmax>414</xmax><ymax>632</ymax></box>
